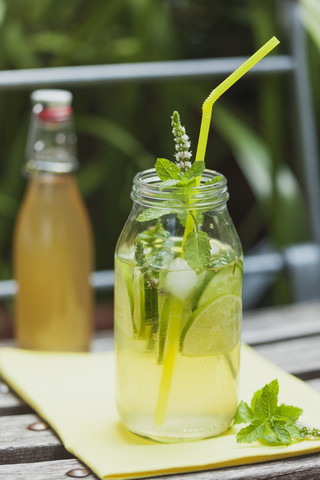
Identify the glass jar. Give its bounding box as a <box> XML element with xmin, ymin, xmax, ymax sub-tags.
<box><xmin>114</xmin><ymin>168</ymin><xmax>242</xmax><ymax>442</ymax></box>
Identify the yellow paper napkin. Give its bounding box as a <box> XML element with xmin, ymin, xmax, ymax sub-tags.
<box><xmin>0</xmin><ymin>345</ymin><xmax>320</xmax><ymax>479</ymax></box>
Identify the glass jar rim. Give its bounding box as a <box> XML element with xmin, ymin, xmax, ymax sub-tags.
<box><xmin>131</xmin><ymin>168</ymin><xmax>229</xmax><ymax>210</ymax></box>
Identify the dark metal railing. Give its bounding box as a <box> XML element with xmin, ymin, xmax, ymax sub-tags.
<box><xmin>0</xmin><ymin>56</ymin><xmax>295</xmax><ymax>90</ymax></box>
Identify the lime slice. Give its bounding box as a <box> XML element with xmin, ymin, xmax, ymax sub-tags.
<box><xmin>198</xmin><ymin>262</ymin><xmax>242</xmax><ymax>306</ymax></box>
<box><xmin>180</xmin><ymin>294</ymin><xmax>241</xmax><ymax>356</ymax></box>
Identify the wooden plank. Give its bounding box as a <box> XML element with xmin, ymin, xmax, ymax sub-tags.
<box><xmin>0</xmin><ymin>413</ymin><xmax>72</xmax><ymax>464</ymax></box>
<box><xmin>0</xmin><ymin>391</ymin><xmax>31</xmax><ymax>416</ymax></box>
<box><xmin>254</xmin><ymin>335</ymin><xmax>320</xmax><ymax>378</ymax></box>
<box><xmin>243</xmin><ymin>302</ymin><xmax>320</xmax><ymax>345</ymax></box>
<box><xmin>0</xmin><ymin>452</ymin><xmax>320</xmax><ymax>480</ymax></box>
<box><xmin>153</xmin><ymin>453</ymin><xmax>320</xmax><ymax>479</ymax></box>
<box><xmin>0</xmin><ymin>459</ymin><xmax>98</xmax><ymax>479</ymax></box>
<box><xmin>0</xmin><ymin>381</ymin><xmax>32</xmax><ymax>416</ymax></box>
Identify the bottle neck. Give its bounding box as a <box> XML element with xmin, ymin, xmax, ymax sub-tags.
<box><xmin>131</xmin><ymin>168</ymin><xmax>229</xmax><ymax>211</ymax></box>
<box><xmin>25</xmin><ymin>104</ymin><xmax>78</xmax><ymax>176</ymax></box>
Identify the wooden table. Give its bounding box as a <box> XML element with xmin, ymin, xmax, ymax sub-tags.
<box><xmin>1</xmin><ymin>302</ymin><xmax>320</xmax><ymax>479</ymax></box>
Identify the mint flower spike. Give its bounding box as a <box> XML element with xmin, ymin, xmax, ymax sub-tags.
<box><xmin>171</xmin><ymin>111</ymin><xmax>192</xmax><ymax>172</ymax></box>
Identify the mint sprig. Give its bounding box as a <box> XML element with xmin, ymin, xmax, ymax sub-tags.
<box><xmin>134</xmin><ymin>241</ymin><xmax>158</xmax><ymax>288</ymax></box>
<box><xmin>235</xmin><ymin>379</ymin><xmax>320</xmax><ymax>446</ymax></box>
<box><xmin>137</xmin><ymin>110</ymin><xmax>222</xmax><ymax>271</ymax></box>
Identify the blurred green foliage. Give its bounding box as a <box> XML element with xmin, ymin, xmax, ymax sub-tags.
<box><xmin>0</xmin><ymin>0</ymin><xmax>318</xmax><ymax>293</ymax></box>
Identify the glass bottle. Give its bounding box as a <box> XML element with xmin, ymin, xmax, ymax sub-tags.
<box><xmin>114</xmin><ymin>168</ymin><xmax>242</xmax><ymax>442</ymax></box>
<box><xmin>13</xmin><ymin>89</ymin><xmax>94</xmax><ymax>351</ymax></box>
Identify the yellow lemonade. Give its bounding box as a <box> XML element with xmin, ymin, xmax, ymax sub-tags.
<box><xmin>114</xmin><ymin>241</ymin><xmax>242</xmax><ymax>442</ymax></box>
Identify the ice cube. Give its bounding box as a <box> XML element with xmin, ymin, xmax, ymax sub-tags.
<box><xmin>165</xmin><ymin>257</ymin><xmax>201</xmax><ymax>301</ymax></box>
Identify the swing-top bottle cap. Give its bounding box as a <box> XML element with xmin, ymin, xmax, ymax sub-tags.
<box><xmin>31</xmin><ymin>90</ymin><xmax>73</xmax><ymax>122</ymax></box>
<box><xmin>31</xmin><ymin>89</ymin><xmax>73</xmax><ymax>107</ymax></box>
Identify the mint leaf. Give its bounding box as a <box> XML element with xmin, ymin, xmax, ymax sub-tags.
<box><xmin>155</xmin><ymin>158</ymin><xmax>180</xmax><ymax>181</ymax></box>
<box><xmin>158</xmin><ymin>179</ymin><xmax>181</xmax><ymax>190</ymax></box>
<box><xmin>251</xmin><ymin>388</ymin><xmax>264</xmax><ymax>419</ymax></box>
<box><xmin>272</xmin><ymin>421</ymin><xmax>292</xmax><ymax>445</ymax></box>
<box><xmin>283</xmin><ymin>421</ymin><xmax>304</xmax><ymax>440</ymax></box>
<box><xmin>136</xmin><ymin>208</ymin><xmax>173</xmax><ymax>222</ymax></box>
<box><xmin>260</xmin><ymin>379</ymin><xmax>279</xmax><ymax>417</ymax></box>
<box><xmin>236</xmin><ymin>421</ymin><xmax>265</xmax><ymax>444</ymax></box>
<box><xmin>234</xmin><ymin>401</ymin><xmax>254</xmax><ymax>424</ymax></box>
<box><xmin>204</xmin><ymin>175</ymin><xmax>222</xmax><ymax>185</ymax></box>
<box><xmin>183</xmin><ymin>231</ymin><xmax>211</xmax><ymax>270</ymax></box>
<box><xmin>175</xmin><ymin>177</ymin><xmax>196</xmax><ymax>187</ymax></box>
<box><xmin>258</xmin><ymin>422</ymin><xmax>283</xmax><ymax>445</ymax></box>
<box><xmin>184</xmin><ymin>160</ymin><xmax>205</xmax><ymax>179</ymax></box>
<box><xmin>158</xmin><ymin>178</ymin><xmax>195</xmax><ymax>190</ymax></box>
<box><xmin>276</xmin><ymin>404</ymin><xmax>303</xmax><ymax>422</ymax></box>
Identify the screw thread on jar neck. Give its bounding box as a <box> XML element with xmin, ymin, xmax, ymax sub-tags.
<box><xmin>131</xmin><ymin>168</ymin><xmax>229</xmax><ymax>211</ymax></box>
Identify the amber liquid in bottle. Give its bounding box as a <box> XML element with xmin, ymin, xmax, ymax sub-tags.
<box><xmin>14</xmin><ymin>174</ymin><xmax>93</xmax><ymax>351</ymax></box>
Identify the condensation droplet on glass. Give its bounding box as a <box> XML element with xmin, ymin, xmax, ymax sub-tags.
<box><xmin>56</xmin><ymin>133</ymin><xmax>66</xmax><ymax>145</ymax></box>
<box><xmin>34</xmin><ymin>140</ymin><xmax>44</xmax><ymax>152</ymax></box>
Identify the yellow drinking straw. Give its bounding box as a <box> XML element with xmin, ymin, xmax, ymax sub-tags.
<box><xmin>154</xmin><ymin>36</ymin><xmax>280</xmax><ymax>427</ymax></box>
<box><xmin>195</xmin><ymin>36</ymin><xmax>280</xmax><ymax>166</ymax></box>
<box><xmin>181</xmin><ymin>36</ymin><xmax>280</xmax><ymax>248</ymax></box>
